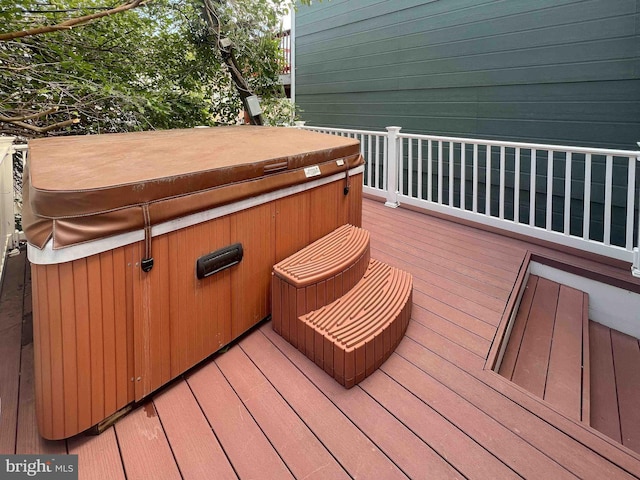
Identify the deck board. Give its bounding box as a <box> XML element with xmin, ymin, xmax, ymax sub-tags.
<box><xmin>238</xmin><ymin>331</ymin><xmax>407</xmax><ymax>479</ymax></box>
<box><xmin>0</xmin><ymin>252</ymin><xmax>26</xmax><ymax>454</ymax></box>
<box><xmin>499</xmin><ymin>275</ymin><xmax>538</xmax><ymax>379</ymax></box>
<box><xmin>590</xmin><ymin>322</ymin><xmax>622</xmax><ymax>443</ymax></box>
<box><xmin>511</xmin><ymin>277</ymin><xmax>559</xmax><ymax>397</ymax></box>
<box><xmin>68</xmin><ymin>428</ymin><xmax>125</xmax><ymax>480</ymax></box>
<box><xmin>4</xmin><ymin>198</ymin><xmax>640</xmax><ymax>479</ymax></box>
<box><xmin>215</xmin><ymin>346</ymin><xmax>349</xmax><ymax>480</ymax></box>
<box><xmin>396</xmin><ymin>337</ymin><xmax>637</xmax><ymax>479</ymax></box>
<box><xmin>114</xmin><ymin>402</ymin><xmax>182</xmax><ymax>480</ymax></box>
<box><xmin>544</xmin><ymin>285</ymin><xmax>584</xmax><ymax>420</ymax></box>
<box><xmin>259</xmin><ymin>324</ymin><xmax>464</xmax><ymax>480</ymax></box>
<box><xmin>153</xmin><ymin>380</ymin><xmax>237</xmax><ymax>480</ymax></box>
<box><xmin>611</xmin><ymin>329</ymin><xmax>640</xmax><ymax>453</ymax></box>
<box><xmin>187</xmin><ymin>361</ymin><xmax>293</xmax><ymax>479</ymax></box>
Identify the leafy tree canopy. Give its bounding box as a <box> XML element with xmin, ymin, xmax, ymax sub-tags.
<box><xmin>0</xmin><ymin>0</ymin><xmax>293</xmax><ymax>137</ymax></box>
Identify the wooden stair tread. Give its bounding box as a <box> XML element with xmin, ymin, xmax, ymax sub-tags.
<box><xmin>299</xmin><ymin>259</ymin><xmax>413</xmax><ymax>388</ymax></box>
<box><xmin>272</xmin><ymin>224</ymin><xmax>370</xmax><ymax>348</ymax></box>
<box><xmin>273</xmin><ymin>224</ymin><xmax>370</xmax><ymax>287</ymax></box>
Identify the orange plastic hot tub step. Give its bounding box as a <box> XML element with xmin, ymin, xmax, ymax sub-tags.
<box><xmin>299</xmin><ymin>259</ymin><xmax>413</xmax><ymax>388</ymax></box>
<box><xmin>271</xmin><ymin>224</ymin><xmax>370</xmax><ymax>348</ymax></box>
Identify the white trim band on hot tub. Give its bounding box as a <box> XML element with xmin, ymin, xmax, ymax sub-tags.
<box><xmin>28</xmin><ymin>165</ymin><xmax>365</xmax><ymax>265</ymax></box>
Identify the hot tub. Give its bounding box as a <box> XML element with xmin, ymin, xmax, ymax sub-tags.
<box><xmin>23</xmin><ymin>126</ymin><xmax>363</xmax><ymax>439</ymax></box>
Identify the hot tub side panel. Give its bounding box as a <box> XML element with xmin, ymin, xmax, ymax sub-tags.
<box><xmin>32</xmin><ymin>173</ymin><xmax>363</xmax><ymax>439</ymax></box>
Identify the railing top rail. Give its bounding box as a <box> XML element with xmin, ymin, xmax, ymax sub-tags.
<box><xmin>301</xmin><ymin>125</ymin><xmax>385</xmax><ymax>137</ymax></box>
<box><xmin>13</xmin><ymin>144</ymin><xmax>28</xmax><ymax>151</ymax></box>
<box><xmin>397</xmin><ymin>132</ymin><xmax>640</xmax><ymax>158</ymax></box>
<box><xmin>302</xmin><ymin>125</ymin><xmax>639</xmax><ymax>158</ymax></box>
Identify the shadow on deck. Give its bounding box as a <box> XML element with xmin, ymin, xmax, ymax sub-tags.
<box><xmin>1</xmin><ymin>199</ymin><xmax>640</xmax><ymax>479</ymax></box>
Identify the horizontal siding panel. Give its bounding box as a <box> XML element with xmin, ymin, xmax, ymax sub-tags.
<box><xmin>302</xmin><ymin>99</ymin><xmax>639</xmax><ymax>124</ymax></box>
<box><xmin>298</xmin><ymin>17</ymin><xmax>636</xmax><ymax>73</ymax></box>
<box><xmin>297</xmin><ymin>60</ymin><xmax>639</xmax><ymax>93</ymax></box>
<box><xmin>297</xmin><ymin>38</ymin><xmax>637</xmax><ymax>84</ymax></box>
<box><xmin>297</xmin><ymin>0</ymin><xmax>634</xmax><ymax>54</ymax></box>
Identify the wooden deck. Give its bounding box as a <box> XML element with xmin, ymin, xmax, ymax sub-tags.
<box><xmin>2</xmin><ymin>198</ymin><xmax>640</xmax><ymax>479</ymax></box>
<box><xmin>499</xmin><ymin>275</ymin><xmax>589</xmax><ymax>423</ymax></box>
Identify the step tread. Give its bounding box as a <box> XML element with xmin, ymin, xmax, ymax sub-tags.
<box><xmin>273</xmin><ymin>224</ymin><xmax>369</xmax><ymax>287</ymax></box>
<box><xmin>298</xmin><ymin>259</ymin><xmax>413</xmax><ymax>388</ymax></box>
<box><xmin>304</xmin><ymin>259</ymin><xmax>413</xmax><ymax>350</ymax></box>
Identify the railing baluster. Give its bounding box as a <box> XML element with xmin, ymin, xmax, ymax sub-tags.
<box><xmin>583</xmin><ymin>154</ymin><xmax>592</xmax><ymax>240</ymax></box>
<box><xmin>438</xmin><ymin>141</ymin><xmax>443</xmax><ymax>204</ymax></box>
<box><xmin>461</xmin><ymin>143</ymin><xmax>466</xmax><ymax>210</ymax></box>
<box><xmin>473</xmin><ymin>144</ymin><xmax>478</xmax><ymax>213</ymax></box>
<box><xmin>417</xmin><ymin>140</ymin><xmax>423</xmax><ymax>200</ymax></box>
<box><xmin>383</xmin><ymin>135</ymin><xmax>388</xmax><ymax>191</ymax></box>
<box><xmin>486</xmin><ymin>145</ymin><xmax>491</xmax><ymax>216</ymax></box>
<box><xmin>367</xmin><ymin>134</ymin><xmax>372</xmax><ymax>188</ymax></box>
<box><xmin>564</xmin><ymin>153</ymin><xmax>572</xmax><ymax>236</ymax></box>
<box><xmin>530</xmin><ymin>149</ymin><xmax>537</xmax><ymax>227</ymax></box>
<box><xmin>604</xmin><ymin>155</ymin><xmax>613</xmax><ymax>245</ymax></box>
<box><xmin>408</xmin><ymin>138</ymin><xmax>413</xmax><ymax>198</ymax></box>
<box><xmin>546</xmin><ymin>150</ymin><xmax>553</xmax><ymax>231</ymax></box>
<box><xmin>449</xmin><ymin>142</ymin><xmax>454</xmax><ymax>206</ymax></box>
<box><xmin>399</xmin><ymin>137</ymin><xmax>404</xmax><ymax>196</ymax></box>
<box><xmin>626</xmin><ymin>156</ymin><xmax>635</xmax><ymax>250</ymax></box>
<box><xmin>514</xmin><ymin>147</ymin><xmax>521</xmax><ymax>223</ymax></box>
<box><xmin>427</xmin><ymin>140</ymin><xmax>433</xmax><ymax>202</ymax></box>
<box><xmin>499</xmin><ymin>146</ymin><xmax>505</xmax><ymax>219</ymax></box>
<box><xmin>375</xmin><ymin>135</ymin><xmax>381</xmax><ymax>189</ymax></box>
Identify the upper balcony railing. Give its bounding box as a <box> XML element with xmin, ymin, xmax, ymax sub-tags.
<box><xmin>300</xmin><ymin>124</ymin><xmax>640</xmax><ymax>275</ymax></box>
<box><xmin>277</xmin><ymin>29</ymin><xmax>291</xmax><ymax>76</ymax></box>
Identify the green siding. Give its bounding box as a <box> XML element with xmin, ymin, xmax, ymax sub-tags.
<box><xmin>295</xmin><ymin>0</ymin><xmax>640</xmax><ymax>150</ymax></box>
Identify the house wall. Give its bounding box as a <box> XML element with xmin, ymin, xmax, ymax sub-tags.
<box><xmin>294</xmin><ymin>0</ymin><xmax>640</xmax><ymax>151</ymax></box>
<box><xmin>295</xmin><ymin>0</ymin><xmax>640</xmax><ymax>246</ymax></box>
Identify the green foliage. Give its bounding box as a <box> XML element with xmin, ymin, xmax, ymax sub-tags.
<box><xmin>261</xmin><ymin>97</ymin><xmax>300</xmax><ymax>126</ymax></box>
<box><xmin>0</xmin><ymin>0</ymin><xmax>295</xmax><ymax>136</ymax></box>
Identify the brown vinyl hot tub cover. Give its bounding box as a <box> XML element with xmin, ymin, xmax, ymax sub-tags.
<box><xmin>23</xmin><ymin>126</ymin><xmax>362</xmax><ymax>249</ymax></box>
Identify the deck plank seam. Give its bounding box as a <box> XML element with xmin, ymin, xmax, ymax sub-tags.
<box><xmin>505</xmin><ymin>278</ymin><xmax>539</xmax><ymax>381</ymax></box>
<box><xmin>182</xmin><ymin>376</ymin><xmax>241</xmax><ymax>480</ymax></box>
<box><xmin>150</xmin><ymin>397</ymin><xmax>189</xmax><ymax>480</ymax></box>
<box><xmin>355</xmin><ymin>374</ymin><xmax>469</xmax><ymax>480</ymax></box>
<box><xmin>368</xmin><ymin>233</ymin><xmax>520</xmax><ymax>281</ymax></box>
<box><xmin>395</xmin><ymin>334</ymin><xmax>633</xmax><ymax>478</ymax></box>
<box><xmin>255</xmin><ymin>327</ymin><xmax>459</xmax><ymax>479</ymax></box>
<box><xmin>408</xmin><ymin>317</ymin><xmax>486</xmax><ymax>363</ymax></box>
<box><xmin>371</xmin><ymin>247</ymin><xmax>508</xmax><ymax>304</ymax></box>
<box><xmin>211</xmin><ymin>357</ymin><xmax>299</xmax><ymax>480</ymax></box>
<box><xmin>371</xmin><ymin>244</ymin><xmax>509</xmax><ymax>298</ymax></box>
<box><xmin>250</xmin><ymin>329</ymin><xmax>417</xmax><ymax>480</ymax></box>
<box><xmin>541</xmin><ymin>285</ymin><xmax>562</xmax><ymax>402</ymax></box>
<box><xmin>362</xmin><ymin>203</ymin><xmax>529</xmax><ymax>257</ymax></box>
<box><xmin>374</xmin><ymin>367</ymin><xmax>526</xmax><ymax>480</ymax></box>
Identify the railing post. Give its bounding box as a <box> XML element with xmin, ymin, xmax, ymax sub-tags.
<box><xmin>633</xmin><ymin>144</ymin><xmax>640</xmax><ymax>277</ymax></box>
<box><xmin>384</xmin><ymin>126</ymin><xmax>401</xmax><ymax>208</ymax></box>
<box><xmin>0</xmin><ymin>136</ymin><xmax>17</xmax><ymax>257</ymax></box>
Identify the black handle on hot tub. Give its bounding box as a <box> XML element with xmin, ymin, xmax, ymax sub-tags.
<box><xmin>196</xmin><ymin>243</ymin><xmax>243</xmax><ymax>279</ymax></box>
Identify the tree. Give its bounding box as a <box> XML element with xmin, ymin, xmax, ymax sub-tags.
<box><xmin>0</xmin><ymin>0</ymin><xmax>294</xmax><ymax>137</ymax></box>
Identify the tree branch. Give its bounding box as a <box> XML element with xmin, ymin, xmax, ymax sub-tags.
<box><xmin>0</xmin><ymin>0</ymin><xmax>148</xmax><ymax>41</ymax></box>
<box><xmin>0</xmin><ymin>109</ymin><xmax>79</xmax><ymax>134</ymax></box>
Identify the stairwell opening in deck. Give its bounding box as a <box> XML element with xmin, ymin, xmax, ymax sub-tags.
<box><xmin>491</xmin><ymin>255</ymin><xmax>640</xmax><ymax>455</ymax></box>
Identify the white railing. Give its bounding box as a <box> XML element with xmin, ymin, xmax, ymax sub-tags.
<box><xmin>301</xmin><ymin>124</ymin><xmax>640</xmax><ymax>273</ymax></box>
<box><xmin>0</xmin><ymin>137</ymin><xmax>23</xmax><ymax>280</ymax></box>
